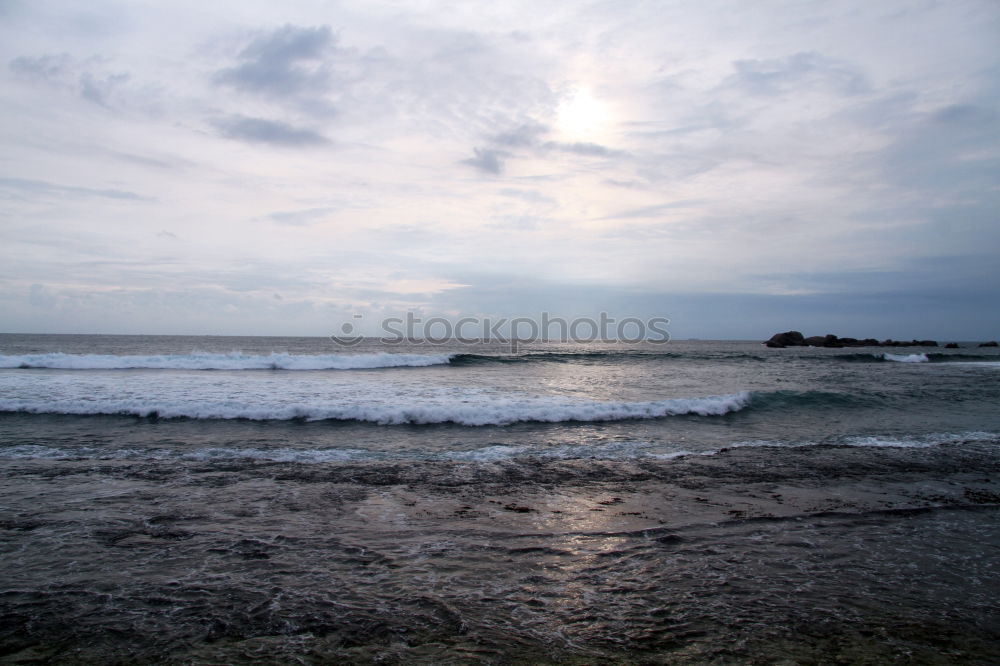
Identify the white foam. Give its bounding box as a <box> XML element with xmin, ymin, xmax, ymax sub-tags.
<box><xmin>882</xmin><ymin>353</ymin><xmax>929</xmax><ymax>363</ymax></box>
<box><xmin>0</xmin><ymin>444</ymin><xmax>84</xmax><ymax>460</ymax></box>
<box><xmin>3</xmin><ymin>431</ymin><xmax>995</xmax><ymax>463</ymax></box>
<box><xmin>0</xmin><ymin>441</ymin><xmax>681</xmax><ymax>463</ymax></box>
<box><xmin>725</xmin><ymin>439</ymin><xmax>815</xmax><ymax>450</ymax></box>
<box><xmin>443</xmin><ymin>444</ymin><xmax>531</xmax><ymax>461</ymax></box>
<box><xmin>179</xmin><ymin>447</ymin><xmax>372</xmax><ymax>462</ymax></box>
<box><xmin>443</xmin><ymin>440</ymin><xmax>666</xmax><ymax>461</ymax></box>
<box><xmin>0</xmin><ymin>444</ymin><xmax>375</xmax><ymax>462</ymax></box>
<box><xmin>728</xmin><ymin>431</ymin><xmax>999</xmax><ymax>450</ymax></box>
<box><xmin>0</xmin><ymin>351</ymin><xmax>453</xmax><ymax>370</ymax></box>
<box><xmin>0</xmin><ymin>391</ymin><xmax>752</xmax><ymax>425</ymax></box>
<box><xmin>842</xmin><ymin>431</ymin><xmax>999</xmax><ymax>448</ymax></box>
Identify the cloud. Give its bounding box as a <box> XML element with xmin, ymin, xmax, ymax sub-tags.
<box><xmin>28</xmin><ymin>283</ymin><xmax>55</xmax><ymax>308</ymax></box>
<box><xmin>729</xmin><ymin>52</ymin><xmax>870</xmax><ymax>96</ymax></box>
<box><xmin>212</xmin><ymin>115</ymin><xmax>330</xmax><ymax>146</ymax></box>
<box><xmin>598</xmin><ymin>200</ymin><xmax>702</xmax><ymax>221</ymax></box>
<box><xmin>106</xmin><ymin>151</ymin><xmax>182</xmax><ymax>170</ymax></box>
<box><xmin>874</xmin><ymin>98</ymin><xmax>1000</xmax><ymax>201</ymax></box>
<box><xmin>493</xmin><ymin>122</ymin><xmax>548</xmax><ymax>147</ymax></box>
<box><xmin>267</xmin><ymin>207</ymin><xmax>337</xmax><ymax>225</ymax></box>
<box><xmin>492</xmin><ymin>124</ymin><xmax>622</xmax><ymax>157</ymax></box>
<box><xmin>603</xmin><ymin>179</ymin><xmax>648</xmax><ymax>189</ymax></box>
<box><xmin>9</xmin><ymin>53</ymin><xmax>132</xmax><ymax>107</ymax></box>
<box><xmin>2</xmin><ymin>2</ymin><xmax>998</xmax><ymax>339</ymax></box>
<box><xmin>0</xmin><ymin>177</ymin><xmax>151</xmax><ymax>201</ymax></box>
<box><xmin>480</xmin><ymin>122</ymin><xmax>624</xmax><ymax>172</ymax></box>
<box><xmin>78</xmin><ymin>70</ymin><xmax>130</xmax><ymax>106</ymax></box>
<box><xmin>499</xmin><ymin>188</ymin><xmax>555</xmax><ymax>204</ymax></box>
<box><xmin>461</xmin><ymin>147</ymin><xmax>507</xmax><ymax>175</ymax></box>
<box><xmin>214</xmin><ymin>24</ymin><xmax>335</xmax><ymax>101</ymax></box>
<box><xmin>8</xmin><ymin>53</ymin><xmax>72</xmax><ymax>80</ymax></box>
<box><xmin>932</xmin><ymin>104</ymin><xmax>998</xmax><ymax>127</ymax></box>
<box><xmin>543</xmin><ymin>141</ymin><xmax>623</xmax><ymax>157</ymax></box>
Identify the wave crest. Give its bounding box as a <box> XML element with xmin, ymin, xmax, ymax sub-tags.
<box><xmin>0</xmin><ymin>392</ymin><xmax>752</xmax><ymax>425</ymax></box>
<box><xmin>882</xmin><ymin>352</ymin><xmax>929</xmax><ymax>363</ymax></box>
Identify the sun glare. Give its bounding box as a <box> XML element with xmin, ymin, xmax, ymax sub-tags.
<box><xmin>556</xmin><ymin>88</ymin><xmax>610</xmax><ymax>140</ymax></box>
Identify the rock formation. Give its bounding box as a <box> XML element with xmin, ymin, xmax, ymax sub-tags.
<box><xmin>765</xmin><ymin>332</ymin><xmax>938</xmax><ymax>348</ymax></box>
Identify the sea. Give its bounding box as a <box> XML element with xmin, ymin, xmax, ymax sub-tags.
<box><xmin>1</xmin><ymin>333</ymin><xmax>999</xmax><ymax>664</ymax></box>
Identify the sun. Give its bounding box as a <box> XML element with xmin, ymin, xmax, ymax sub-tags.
<box><xmin>556</xmin><ymin>88</ymin><xmax>610</xmax><ymax>141</ymax></box>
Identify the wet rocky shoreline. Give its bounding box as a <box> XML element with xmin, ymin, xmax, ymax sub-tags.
<box><xmin>2</xmin><ymin>441</ymin><xmax>1000</xmax><ymax>664</ymax></box>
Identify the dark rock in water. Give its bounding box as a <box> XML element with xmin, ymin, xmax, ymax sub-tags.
<box><xmin>980</xmin><ymin>341</ymin><xmax>999</xmax><ymax>347</ymax></box>
<box><xmin>767</xmin><ymin>332</ymin><xmax>937</xmax><ymax>348</ymax></box>
<box><xmin>765</xmin><ymin>331</ymin><xmax>805</xmax><ymax>348</ymax></box>
<box><xmin>827</xmin><ymin>336</ymin><xmax>878</xmax><ymax>348</ymax></box>
<box><xmin>882</xmin><ymin>339</ymin><xmax>938</xmax><ymax>347</ymax></box>
<box><xmin>945</xmin><ymin>343</ymin><xmax>959</xmax><ymax>349</ymax></box>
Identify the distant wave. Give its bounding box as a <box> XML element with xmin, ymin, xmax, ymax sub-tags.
<box><xmin>0</xmin><ymin>351</ymin><xmax>453</xmax><ymax>371</ymax></box>
<box><xmin>883</xmin><ymin>353</ymin><xmax>929</xmax><ymax>363</ymax></box>
<box><xmin>0</xmin><ymin>392</ymin><xmax>752</xmax><ymax>425</ymax></box>
<box><xmin>449</xmin><ymin>351</ymin><xmax>769</xmax><ymax>365</ymax></box>
<box><xmin>3</xmin><ymin>347</ymin><xmax>996</xmax><ymax>371</ymax></box>
<box><xmin>748</xmin><ymin>389</ymin><xmax>887</xmax><ymax>410</ymax></box>
<box><xmin>452</xmin><ymin>349</ymin><xmax>998</xmax><ymax>366</ymax></box>
<box><xmin>951</xmin><ymin>361</ymin><xmax>1000</xmax><ymax>369</ymax></box>
<box><xmin>833</xmin><ymin>352</ymin><xmax>999</xmax><ymax>364</ymax></box>
<box><xmin>16</xmin><ymin>348</ymin><xmax>997</xmax><ymax>371</ymax></box>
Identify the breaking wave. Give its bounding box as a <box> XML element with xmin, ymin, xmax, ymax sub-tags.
<box><xmin>0</xmin><ymin>389</ymin><xmax>897</xmax><ymax>425</ymax></box>
<box><xmin>834</xmin><ymin>352</ymin><xmax>999</xmax><ymax>364</ymax></box>
<box><xmin>0</xmin><ymin>392</ymin><xmax>752</xmax><ymax>425</ymax></box>
<box><xmin>883</xmin><ymin>353</ymin><xmax>929</xmax><ymax>363</ymax></box>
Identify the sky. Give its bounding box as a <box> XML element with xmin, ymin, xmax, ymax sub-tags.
<box><xmin>0</xmin><ymin>0</ymin><xmax>998</xmax><ymax>340</ymax></box>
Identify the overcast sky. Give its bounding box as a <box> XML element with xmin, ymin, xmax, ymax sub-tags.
<box><xmin>1</xmin><ymin>0</ymin><xmax>997</xmax><ymax>340</ymax></box>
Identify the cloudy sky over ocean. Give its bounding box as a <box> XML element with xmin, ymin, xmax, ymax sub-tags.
<box><xmin>1</xmin><ymin>0</ymin><xmax>997</xmax><ymax>339</ymax></box>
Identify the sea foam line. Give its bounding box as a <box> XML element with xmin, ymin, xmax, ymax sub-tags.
<box><xmin>2</xmin><ymin>431</ymin><xmax>995</xmax><ymax>463</ymax></box>
<box><xmin>0</xmin><ymin>351</ymin><xmax>454</xmax><ymax>370</ymax></box>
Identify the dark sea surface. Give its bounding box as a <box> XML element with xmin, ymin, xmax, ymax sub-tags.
<box><xmin>1</xmin><ymin>334</ymin><xmax>999</xmax><ymax>663</ymax></box>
